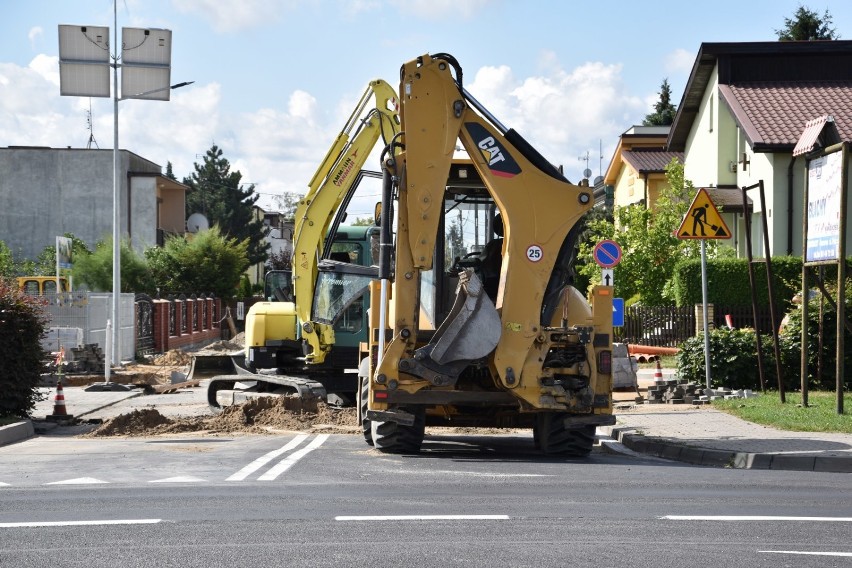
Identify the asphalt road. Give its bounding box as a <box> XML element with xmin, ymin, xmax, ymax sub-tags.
<box><xmin>2</xmin><ymin>432</ymin><xmax>852</xmax><ymax>567</ymax></box>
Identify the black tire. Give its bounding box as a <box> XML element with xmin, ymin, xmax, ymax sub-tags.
<box><xmin>534</xmin><ymin>413</ymin><xmax>596</xmax><ymax>457</ymax></box>
<box><xmin>358</xmin><ymin>375</ymin><xmax>374</xmax><ymax>446</ymax></box>
<box><xmin>370</xmin><ymin>407</ymin><xmax>426</xmax><ymax>454</ymax></box>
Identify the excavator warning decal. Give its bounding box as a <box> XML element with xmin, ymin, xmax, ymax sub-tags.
<box><xmin>464</xmin><ymin>122</ymin><xmax>521</xmax><ymax>178</ymax></box>
<box><xmin>677</xmin><ymin>188</ymin><xmax>731</xmax><ymax>239</ymax></box>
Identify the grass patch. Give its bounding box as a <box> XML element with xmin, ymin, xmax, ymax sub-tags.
<box><xmin>0</xmin><ymin>416</ymin><xmax>23</xmax><ymax>427</ymax></box>
<box><xmin>711</xmin><ymin>391</ymin><xmax>852</xmax><ymax>434</ymax></box>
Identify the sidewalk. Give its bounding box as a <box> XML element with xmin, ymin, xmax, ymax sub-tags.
<box><xmin>604</xmin><ymin>368</ymin><xmax>852</xmax><ymax>472</ymax></box>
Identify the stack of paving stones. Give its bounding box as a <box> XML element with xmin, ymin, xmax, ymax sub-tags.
<box><xmin>640</xmin><ymin>379</ymin><xmax>757</xmax><ymax>405</ymax></box>
<box><xmin>67</xmin><ymin>344</ymin><xmax>105</xmax><ymax>374</ymax></box>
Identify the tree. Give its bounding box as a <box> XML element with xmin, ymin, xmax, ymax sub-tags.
<box><xmin>776</xmin><ymin>5</ymin><xmax>839</xmax><ymax>41</ymax></box>
<box><xmin>445</xmin><ymin>216</ymin><xmax>467</xmax><ymax>265</ymax></box>
<box><xmin>267</xmin><ymin>248</ymin><xmax>292</xmax><ymax>271</ymax></box>
<box><xmin>29</xmin><ymin>233</ymin><xmax>91</xmax><ymax>276</ymax></box>
<box><xmin>0</xmin><ymin>278</ymin><xmax>48</xmax><ymax>418</ymax></box>
<box><xmin>350</xmin><ymin>216</ymin><xmax>375</xmax><ymax>226</ymax></box>
<box><xmin>164</xmin><ymin>161</ymin><xmax>177</xmax><ymax>181</ymax></box>
<box><xmin>643</xmin><ymin>78</ymin><xmax>677</xmax><ymax>126</ymax></box>
<box><xmin>576</xmin><ymin>158</ymin><xmax>715</xmax><ymax>305</ymax></box>
<box><xmin>183</xmin><ymin>145</ymin><xmax>270</xmax><ymax>265</ymax></box>
<box><xmin>272</xmin><ymin>192</ymin><xmax>303</xmax><ymax>221</ymax></box>
<box><xmin>0</xmin><ymin>241</ymin><xmax>16</xmax><ymax>278</ymax></box>
<box><xmin>71</xmin><ymin>237</ymin><xmax>153</xmax><ymax>293</ymax></box>
<box><xmin>146</xmin><ymin>226</ymin><xmax>249</xmax><ymax>299</ymax></box>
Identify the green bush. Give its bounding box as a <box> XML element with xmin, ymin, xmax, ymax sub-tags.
<box><xmin>677</xmin><ymin>327</ymin><xmax>800</xmax><ymax>391</ymax></box>
<box><xmin>670</xmin><ymin>256</ymin><xmax>802</xmax><ymax>309</ymax></box>
<box><xmin>778</xmin><ymin>278</ymin><xmax>851</xmax><ymax>391</ymax></box>
<box><xmin>0</xmin><ymin>278</ymin><xmax>48</xmax><ymax>418</ymax></box>
<box><xmin>146</xmin><ymin>226</ymin><xmax>249</xmax><ymax>299</ymax></box>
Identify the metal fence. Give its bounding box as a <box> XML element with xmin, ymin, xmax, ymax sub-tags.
<box><xmin>38</xmin><ymin>292</ymin><xmax>135</xmax><ymax>360</ymax></box>
<box><xmin>616</xmin><ymin>304</ymin><xmax>776</xmax><ymax>348</ymax></box>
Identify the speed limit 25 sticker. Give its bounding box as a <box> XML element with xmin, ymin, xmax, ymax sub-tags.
<box><xmin>526</xmin><ymin>244</ymin><xmax>543</xmax><ymax>262</ymax></box>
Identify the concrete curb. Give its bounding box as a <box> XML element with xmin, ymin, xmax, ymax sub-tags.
<box><xmin>0</xmin><ymin>421</ymin><xmax>35</xmax><ymax>447</ymax></box>
<box><xmin>600</xmin><ymin>426</ymin><xmax>852</xmax><ymax>473</ymax></box>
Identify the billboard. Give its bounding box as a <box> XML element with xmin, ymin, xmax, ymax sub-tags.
<box><xmin>806</xmin><ymin>150</ymin><xmax>843</xmax><ymax>262</ymax></box>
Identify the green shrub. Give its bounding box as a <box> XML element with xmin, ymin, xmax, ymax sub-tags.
<box><xmin>778</xmin><ymin>279</ymin><xmax>852</xmax><ymax>391</ymax></box>
<box><xmin>670</xmin><ymin>256</ymin><xmax>802</xmax><ymax>309</ymax></box>
<box><xmin>0</xmin><ymin>278</ymin><xmax>48</xmax><ymax>418</ymax></box>
<box><xmin>677</xmin><ymin>326</ymin><xmax>800</xmax><ymax>391</ymax></box>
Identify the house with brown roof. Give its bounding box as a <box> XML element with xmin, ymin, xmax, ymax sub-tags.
<box><xmin>604</xmin><ymin>125</ymin><xmax>683</xmax><ymax>208</ymax></box>
<box><xmin>667</xmin><ymin>40</ymin><xmax>852</xmax><ymax>257</ymax></box>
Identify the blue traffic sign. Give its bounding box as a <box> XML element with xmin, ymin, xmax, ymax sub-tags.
<box><xmin>612</xmin><ymin>297</ymin><xmax>625</xmax><ymax>327</ymax></box>
<box><xmin>594</xmin><ymin>239</ymin><xmax>622</xmax><ymax>268</ymax></box>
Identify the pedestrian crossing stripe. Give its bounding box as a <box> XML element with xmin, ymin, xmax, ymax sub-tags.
<box><xmin>677</xmin><ymin>188</ymin><xmax>731</xmax><ymax>239</ymax></box>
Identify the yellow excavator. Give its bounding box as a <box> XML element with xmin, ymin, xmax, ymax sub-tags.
<box><xmin>200</xmin><ymin>79</ymin><xmax>400</xmax><ymax>410</ymax></box>
<box><xmin>315</xmin><ymin>53</ymin><xmax>615</xmax><ymax>455</ymax></box>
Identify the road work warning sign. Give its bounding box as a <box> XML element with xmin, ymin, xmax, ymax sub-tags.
<box><xmin>677</xmin><ymin>188</ymin><xmax>731</xmax><ymax>239</ymax></box>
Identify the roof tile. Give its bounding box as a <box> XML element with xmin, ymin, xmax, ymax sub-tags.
<box><xmin>621</xmin><ymin>149</ymin><xmax>683</xmax><ymax>173</ymax></box>
<box><xmin>724</xmin><ymin>81</ymin><xmax>852</xmax><ymax>148</ymax></box>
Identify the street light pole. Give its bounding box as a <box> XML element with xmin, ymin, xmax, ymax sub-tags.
<box><xmin>110</xmin><ymin>2</ymin><xmax>120</xmax><ymax>372</ymax></box>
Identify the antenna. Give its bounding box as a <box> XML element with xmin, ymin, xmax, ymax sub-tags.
<box><xmin>578</xmin><ymin>150</ymin><xmax>591</xmax><ymax>179</ymax></box>
<box><xmin>86</xmin><ymin>99</ymin><xmax>99</xmax><ymax>149</ymax></box>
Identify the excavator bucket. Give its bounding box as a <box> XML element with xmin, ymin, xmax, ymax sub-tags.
<box><xmin>425</xmin><ymin>269</ymin><xmax>501</xmax><ymax>365</ymax></box>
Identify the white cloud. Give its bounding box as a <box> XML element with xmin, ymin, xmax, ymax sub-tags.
<box><xmin>665</xmin><ymin>48</ymin><xmax>694</xmax><ymax>74</ymax></box>
<box><xmin>171</xmin><ymin>0</ymin><xmax>289</xmax><ymax>33</ymax></box>
<box><xmin>28</xmin><ymin>27</ymin><xmax>43</xmax><ymax>49</ymax></box>
<box><xmin>29</xmin><ymin>54</ymin><xmax>59</xmax><ymax>87</ymax></box>
<box><xmin>468</xmin><ymin>58</ymin><xmax>644</xmax><ymax>180</ymax></box>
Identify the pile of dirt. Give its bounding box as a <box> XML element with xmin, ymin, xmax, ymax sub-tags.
<box><xmin>152</xmin><ymin>350</ymin><xmax>192</xmax><ymax>366</ymax></box>
<box><xmin>193</xmin><ymin>332</ymin><xmax>245</xmax><ymax>354</ymax></box>
<box><xmin>84</xmin><ymin>396</ymin><xmax>359</xmax><ymax>437</ymax></box>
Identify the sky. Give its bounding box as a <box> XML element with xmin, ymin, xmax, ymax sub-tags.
<box><xmin>4</xmin><ymin>0</ymin><xmax>852</xmax><ymax>217</ymax></box>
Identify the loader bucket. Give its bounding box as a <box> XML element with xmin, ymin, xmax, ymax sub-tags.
<box><xmin>187</xmin><ymin>353</ymin><xmax>251</xmax><ymax>381</ymax></box>
<box><xmin>428</xmin><ymin>269</ymin><xmax>501</xmax><ymax>365</ymax></box>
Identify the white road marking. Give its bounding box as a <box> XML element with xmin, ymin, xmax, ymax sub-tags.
<box><xmin>0</xmin><ymin>519</ymin><xmax>162</xmax><ymax>528</ymax></box>
<box><xmin>0</xmin><ymin>482</ymin><xmax>9</xmax><ymax>486</ymax></box>
<box><xmin>258</xmin><ymin>434</ymin><xmax>329</xmax><ymax>481</ymax></box>
<box><xmin>662</xmin><ymin>515</ymin><xmax>852</xmax><ymax>522</ymax></box>
<box><xmin>336</xmin><ymin>515</ymin><xmax>510</xmax><ymax>521</ymax></box>
<box><xmin>149</xmin><ymin>476</ymin><xmax>206</xmax><ymax>483</ymax></box>
<box><xmin>226</xmin><ymin>434</ymin><xmax>309</xmax><ymax>481</ymax></box>
<box><xmin>760</xmin><ymin>551</ymin><xmax>852</xmax><ymax>557</ymax></box>
<box><xmin>45</xmin><ymin>477</ymin><xmax>108</xmax><ymax>485</ymax></box>
<box><xmin>396</xmin><ymin>469</ymin><xmax>550</xmax><ymax>478</ymax></box>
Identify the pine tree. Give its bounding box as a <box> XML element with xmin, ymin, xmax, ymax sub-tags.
<box><xmin>183</xmin><ymin>145</ymin><xmax>270</xmax><ymax>265</ymax></box>
<box><xmin>776</xmin><ymin>6</ymin><xmax>839</xmax><ymax>41</ymax></box>
<box><xmin>643</xmin><ymin>79</ymin><xmax>677</xmax><ymax>126</ymax></box>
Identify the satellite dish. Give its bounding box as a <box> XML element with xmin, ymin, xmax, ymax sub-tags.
<box><xmin>186</xmin><ymin>212</ymin><xmax>209</xmax><ymax>233</ymax></box>
<box><xmin>583</xmin><ymin>168</ymin><xmax>592</xmax><ymax>179</ymax></box>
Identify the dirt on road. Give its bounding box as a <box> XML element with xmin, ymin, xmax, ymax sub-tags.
<box><xmin>84</xmin><ymin>395</ymin><xmax>359</xmax><ymax>438</ymax></box>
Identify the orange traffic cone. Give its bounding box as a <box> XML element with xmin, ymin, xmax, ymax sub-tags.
<box><xmin>47</xmin><ymin>380</ymin><xmax>73</xmax><ymax>421</ymax></box>
<box><xmin>654</xmin><ymin>358</ymin><xmax>664</xmax><ymax>382</ymax></box>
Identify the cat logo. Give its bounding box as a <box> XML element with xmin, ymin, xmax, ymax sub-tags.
<box><xmin>465</xmin><ymin>122</ymin><xmax>521</xmax><ymax>178</ymax></box>
<box><xmin>677</xmin><ymin>188</ymin><xmax>731</xmax><ymax>239</ymax></box>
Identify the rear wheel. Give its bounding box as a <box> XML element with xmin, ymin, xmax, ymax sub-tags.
<box><xmin>371</xmin><ymin>407</ymin><xmax>426</xmax><ymax>454</ymax></box>
<box><xmin>357</xmin><ymin>375</ymin><xmax>374</xmax><ymax>446</ymax></box>
<box><xmin>534</xmin><ymin>413</ymin><xmax>596</xmax><ymax>457</ymax></box>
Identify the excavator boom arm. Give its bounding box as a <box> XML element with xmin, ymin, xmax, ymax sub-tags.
<box><xmin>292</xmin><ymin>79</ymin><xmax>400</xmax><ymax>363</ymax></box>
